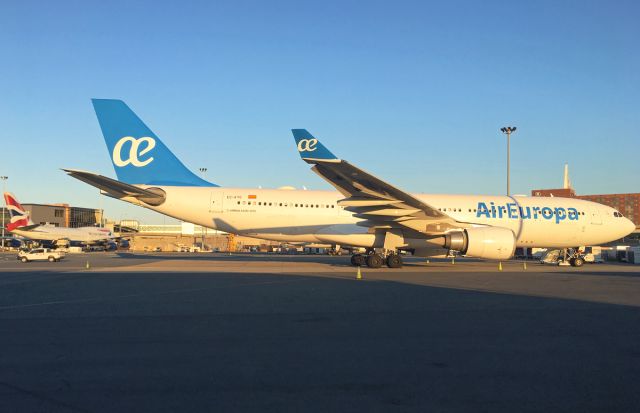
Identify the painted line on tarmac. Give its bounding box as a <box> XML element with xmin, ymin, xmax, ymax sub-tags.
<box><xmin>0</xmin><ymin>277</ymin><xmax>310</xmax><ymax>311</ymax></box>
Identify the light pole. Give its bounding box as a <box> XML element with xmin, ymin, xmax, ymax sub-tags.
<box><xmin>1</xmin><ymin>176</ymin><xmax>8</xmax><ymax>251</ymax></box>
<box><xmin>500</xmin><ymin>127</ymin><xmax>517</xmax><ymax>196</ymax></box>
<box><xmin>199</xmin><ymin>168</ymin><xmax>208</xmax><ymax>249</ymax></box>
<box><xmin>98</xmin><ymin>189</ymin><xmax>104</xmax><ymax>228</ymax></box>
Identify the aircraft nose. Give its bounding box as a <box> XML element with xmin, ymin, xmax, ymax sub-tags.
<box><xmin>623</xmin><ymin>218</ymin><xmax>636</xmax><ymax>235</ymax></box>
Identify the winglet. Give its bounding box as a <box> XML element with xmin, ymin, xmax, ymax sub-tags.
<box><xmin>291</xmin><ymin>129</ymin><xmax>339</xmax><ymax>162</ymax></box>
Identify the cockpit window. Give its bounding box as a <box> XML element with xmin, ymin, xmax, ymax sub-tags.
<box><xmin>614</xmin><ymin>211</ymin><xmax>624</xmax><ymax>217</ymax></box>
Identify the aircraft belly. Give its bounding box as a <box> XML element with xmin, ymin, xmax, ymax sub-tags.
<box><xmin>314</xmin><ymin>233</ymin><xmax>377</xmax><ymax>248</ymax></box>
<box><xmin>211</xmin><ymin>211</ymin><xmax>361</xmax><ymax>245</ymax></box>
<box><xmin>314</xmin><ymin>224</ymin><xmax>376</xmax><ymax>247</ymax></box>
<box><xmin>249</xmin><ymin>233</ymin><xmax>320</xmax><ymax>243</ymax></box>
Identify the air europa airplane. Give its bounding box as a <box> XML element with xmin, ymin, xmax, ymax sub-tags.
<box><xmin>64</xmin><ymin>99</ymin><xmax>635</xmax><ymax>268</ymax></box>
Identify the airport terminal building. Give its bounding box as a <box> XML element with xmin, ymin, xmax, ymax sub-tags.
<box><xmin>20</xmin><ymin>203</ymin><xmax>103</xmax><ymax>228</ymax></box>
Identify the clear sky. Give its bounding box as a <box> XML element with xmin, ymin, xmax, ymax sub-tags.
<box><xmin>1</xmin><ymin>0</ymin><xmax>638</xmax><ymax>224</ymax></box>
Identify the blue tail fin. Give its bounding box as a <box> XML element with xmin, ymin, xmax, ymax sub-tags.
<box><xmin>91</xmin><ymin>99</ymin><xmax>217</xmax><ymax>186</ymax></box>
<box><xmin>291</xmin><ymin>129</ymin><xmax>338</xmax><ymax>161</ymax></box>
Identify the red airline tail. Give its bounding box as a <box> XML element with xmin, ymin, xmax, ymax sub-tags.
<box><xmin>3</xmin><ymin>192</ymin><xmax>32</xmax><ymax>231</ymax></box>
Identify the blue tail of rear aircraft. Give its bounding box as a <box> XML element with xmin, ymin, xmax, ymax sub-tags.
<box><xmin>91</xmin><ymin>99</ymin><xmax>217</xmax><ymax>186</ymax></box>
<box><xmin>291</xmin><ymin>129</ymin><xmax>338</xmax><ymax>161</ymax></box>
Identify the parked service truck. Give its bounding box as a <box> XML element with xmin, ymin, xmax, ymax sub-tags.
<box><xmin>17</xmin><ymin>248</ymin><xmax>65</xmax><ymax>263</ymax></box>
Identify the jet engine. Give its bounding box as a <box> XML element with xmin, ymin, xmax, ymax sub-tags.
<box><xmin>444</xmin><ymin>227</ymin><xmax>516</xmax><ymax>260</ymax></box>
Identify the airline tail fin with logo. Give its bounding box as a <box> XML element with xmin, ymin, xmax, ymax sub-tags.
<box><xmin>91</xmin><ymin>99</ymin><xmax>217</xmax><ymax>187</ymax></box>
<box><xmin>3</xmin><ymin>192</ymin><xmax>35</xmax><ymax>231</ymax></box>
<box><xmin>291</xmin><ymin>129</ymin><xmax>339</xmax><ymax>162</ymax></box>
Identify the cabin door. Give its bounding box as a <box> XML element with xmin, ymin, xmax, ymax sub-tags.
<box><xmin>210</xmin><ymin>191</ymin><xmax>224</xmax><ymax>213</ymax></box>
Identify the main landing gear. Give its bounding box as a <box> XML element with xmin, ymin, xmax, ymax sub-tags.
<box><xmin>350</xmin><ymin>251</ymin><xmax>403</xmax><ymax>268</ymax></box>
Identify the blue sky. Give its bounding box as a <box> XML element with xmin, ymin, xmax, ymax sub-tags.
<box><xmin>1</xmin><ymin>0</ymin><xmax>638</xmax><ymax>223</ymax></box>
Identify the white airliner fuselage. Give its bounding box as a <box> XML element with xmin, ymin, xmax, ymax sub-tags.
<box><xmin>122</xmin><ymin>186</ymin><xmax>634</xmax><ymax>250</ymax></box>
<box><xmin>10</xmin><ymin>225</ymin><xmax>116</xmax><ymax>245</ymax></box>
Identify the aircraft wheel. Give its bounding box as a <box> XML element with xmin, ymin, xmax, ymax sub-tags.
<box><xmin>572</xmin><ymin>257</ymin><xmax>585</xmax><ymax>267</ymax></box>
<box><xmin>386</xmin><ymin>254</ymin><xmax>402</xmax><ymax>268</ymax></box>
<box><xmin>366</xmin><ymin>254</ymin><xmax>384</xmax><ymax>268</ymax></box>
<box><xmin>350</xmin><ymin>254</ymin><xmax>366</xmax><ymax>266</ymax></box>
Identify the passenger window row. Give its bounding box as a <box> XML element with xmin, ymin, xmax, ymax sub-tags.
<box><xmin>236</xmin><ymin>200</ymin><xmax>336</xmax><ymax>209</ymax></box>
<box><xmin>233</xmin><ymin>201</ymin><xmax>591</xmax><ymax>217</ymax></box>
<box><xmin>437</xmin><ymin>207</ymin><xmax>587</xmax><ymax>216</ymax></box>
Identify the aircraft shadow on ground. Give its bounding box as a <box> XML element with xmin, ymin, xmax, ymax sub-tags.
<box><xmin>110</xmin><ymin>253</ymin><xmax>640</xmax><ymax>275</ymax></box>
<box><xmin>112</xmin><ymin>252</ymin><xmax>489</xmax><ymax>268</ymax></box>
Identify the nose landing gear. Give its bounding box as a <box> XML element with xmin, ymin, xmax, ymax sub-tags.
<box><xmin>560</xmin><ymin>248</ymin><xmax>586</xmax><ymax>267</ymax></box>
<box><xmin>569</xmin><ymin>256</ymin><xmax>585</xmax><ymax>267</ymax></box>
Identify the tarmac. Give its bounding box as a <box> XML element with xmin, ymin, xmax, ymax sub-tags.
<box><xmin>1</xmin><ymin>252</ymin><xmax>639</xmax><ymax>412</ymax></box>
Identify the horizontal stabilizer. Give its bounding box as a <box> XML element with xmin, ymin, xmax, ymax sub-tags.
<box><xmin>63</xmin><ymin>169</ymin><xmax>166</xmax><ymax>206</ymax></box>
<box><xmin>14</xmin><ymin>224</ymin><xmax>40</xmax><ymax>231</ymax></box>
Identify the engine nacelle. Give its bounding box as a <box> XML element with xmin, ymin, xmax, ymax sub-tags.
<box><xmin>444</xmin><ymin>227</ymin><xmax>516</xmax><ymax>260</ymax></box>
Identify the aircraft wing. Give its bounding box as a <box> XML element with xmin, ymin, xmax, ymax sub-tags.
<box><xmin>63</xmin><ymin>169</ymin><xmax>166</xmax><ymax>206</ymax></box>
<box><xmin>291</xmin><ymin>130</ymin><xmax>463</xmax><ymax>235</ymax></box>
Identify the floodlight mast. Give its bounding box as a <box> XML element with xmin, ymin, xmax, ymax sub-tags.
<box><xmin>500</xmin><ymin>127</ymin><xmax>517</xmax><ymax>196</ymax></box>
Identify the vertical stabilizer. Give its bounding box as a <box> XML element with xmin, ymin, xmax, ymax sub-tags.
<box><xmin>91</xmin><ymin>99</ymin><xmax>218</xmax><ymax>187</ymax></box>
<box><xmin>3</xmin><ymin>192</ymin><xmax>33</xmax><ymax>231</ymax></box>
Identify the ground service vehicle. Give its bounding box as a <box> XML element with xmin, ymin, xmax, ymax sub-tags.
<box><xmin>18</xmin><ymin>248</ymin><xmax>65</xmax><ymax>263</ymax></box>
